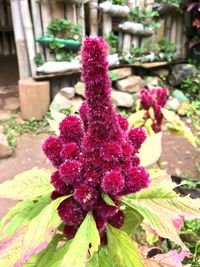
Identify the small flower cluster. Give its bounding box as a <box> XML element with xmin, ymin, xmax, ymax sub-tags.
<box><xmin>43</xmin><ymin>37</ymin><xmax>150</xmax><ymax>243</ymax></box>
<box><xmin>140</xmin><ymin>87</ymin><xmax>168</xmax><ymax>133</ymax></box>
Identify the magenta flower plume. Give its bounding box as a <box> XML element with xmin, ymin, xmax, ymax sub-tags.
<box><xmin>43</xmin><ymin>36</ymin><xmax>150</xmax><ymax>242</ymax></box>
<box><xmin>140</xmin><ymin>87</ymin><xmax>168</xmax><ymax>133</ymax></box>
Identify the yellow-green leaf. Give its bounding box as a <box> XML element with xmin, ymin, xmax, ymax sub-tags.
<box><xmin>107</xmin><ymin>225</ymin><xmax>145</xmax><ymax>267</ymax></box>
<box><xmin>0</xmin><ymin>168</ymin><xmax>53</xmax><ymax>200</ymax></box>
<box><xmin>161</xmin><ymin>108</ymin><xmax>196</xmax><ymax>147</ymax></box>
<box><xmin>128</xmin><ymin>110</ymin><xmax>146</xmax><ymax>129</ymax></box>
<box><xmin>19</xmin><ymin>195</ymin><xmax>71</xmax><ymax>266</ymax></box>
<box><xmin>61</xmin><ymin>212</ymin><xmax>100</xmax><ymax>267</ymax></box>
<box><xmin>121</xmin><ymin>173</ymin><xmax>200</xmax><ymax>249</ymax></box>
<box><xmin>0</xmin><ymin>196</ymin><xmax>51</xmax><ymax>237</ymax></box>
<box><xmin>139</xmin><ymin>132</ymin><xmax>162</xmax><ymax>167</ymax></box>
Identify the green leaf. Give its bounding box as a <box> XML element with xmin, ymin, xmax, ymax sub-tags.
<box><xmin>161</xmin><ymin>108</ymin><xmax>196</xmax><ymax>147</ymax></box>
<box><xmin>0</xmin><ymin>168</ymin><xmax>53</xmax><ymax>200</ymax></box>
<box><xmin>107</xmin><ymin>225</ymin><xmax>145</xmax><ymax>267</ymax></box>
<box><xmin>61</xmin><ymin>212</ymin><xmax>100</xmax><ymax>267</ymax></box>
<box><xmin>101</xmin><ymin>193</ymin><xmax>115</xmax><ymax>206</ymax></box>
<box><xmin>0</xmin><ymin>196</ymin><xmax>51</xmax><ymax>237</ymax></box>
<box><xmin>121</xmin><ymin>173</ymin><xmax>200</xmax><ymax>249</ymax></box>
<box><xmin>22</xmin><ymin>234</ymin><xmax>62</xmax><ymax>267</ymax></box>
<box><xmin>0</xmin><ymin>227</ymin><xmax>26</xmax><ymax>267</ymax></box>
<box><xmin>121</xmin><ymin>208</ymin><xmax>143</xmax><ymax>236</ymax></box>
<box><xmin>19</xmin><ymin>195</ymin><xmax>71</xmax><ymax>266</ymax></box>
<box><xmin>128</xmin><ymin>110</ymin><xmax>146</xmax><ymax>129</ymax></box>
<box><xmin>87</xmin><ymin>247</ymin><xmax>117</xmax><ymax>267</ymax></box>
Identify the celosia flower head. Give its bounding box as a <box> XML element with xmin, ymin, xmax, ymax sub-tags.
<box><xmin>43</xmin><ymin>36</ymin><xmax>150</xmax><ymax>242</ymax></box>
<box><xmin>140</xmin><ymin>87</ymin><xmax>168</xmax><ymax>133</ymax></box>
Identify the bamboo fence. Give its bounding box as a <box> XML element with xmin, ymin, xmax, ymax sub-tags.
<box><xmin>0</xmin><ymin>0</ymin><xmax>188</xmax><ymax>79</ymax></box>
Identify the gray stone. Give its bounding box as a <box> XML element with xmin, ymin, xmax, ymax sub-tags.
<box><xmin>111</xmin><ymin>67</ymin><xmax>132</xmax><ymax>80</ymax></box>
<box><xmin>0</xmin><ymin>133</ymin><xmax>13</xmax><ymax>159</ymax></box>
<box><xmin>112</xmin><ymin>90</ymin><xmax>134</xmax><ymax>108</ymax></box>
<box><xmin>145</xmin><ymin>76</ymin><xmax>161</xmax><ymax>88</ymax></box>
<box><xmin>169</xmin><ymin>64</ymin><xmax>197</xmax><ymax>86</ymax></box>
<box><xmin>60</xmin><ymin>87</ymin><xmax>75</xmax><ymax>99</ymax></box>
<box><xmin>152</xmin><ymin>68</ymin><xmax>169</xmax><ymax>77</ymax></box>
<box><xmin>74</xmin><ymin>82</ymin><xmax>85</xmax><ymax>97</ymax></box>
<box><xmin>50</xmin><ymin>92</ymin><xmax>73</xmax><ymax>112</ymax></box>
<box><xmin>116</xmin><ymin>76</ymin><xmax>146</xmax><ymax>93</ymax></box>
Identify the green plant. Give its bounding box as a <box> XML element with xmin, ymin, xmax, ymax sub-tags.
<box><xmin>104</xmin><ymin>32</ymin><xmax>118</xmax><ymax>54</ymax></box>
<box><xmin>34</xmin><ymin>53</ymin><xmax>44</xmax><ymax>67</ymax></box>
<box><xmin>181</xmin><ymin>219</ymin><xmax>200</xmax><ymax>266</ymax></box>
<box><xmin>157</xmin><ymin>0</ymin><xmax>183</xmax><ymax>8</ymax></box>
<box><xmin>159</xmin><ymin>38</ymin><xmax>177</xmax><ymax>53</ymax></box>
<box><xmin>129</xmin><ymin>7</ymin><xmax>159</xmax><ymax>30</ymax></box>
<box><xmin>181</xmin><ymin>74</ymin><xmax>200</xmax><ymax>100</ymax></box>
<box><xmin>100</xmin><ymin>0</ymin><xmax>126</xmax><ymax>4</ymax></box>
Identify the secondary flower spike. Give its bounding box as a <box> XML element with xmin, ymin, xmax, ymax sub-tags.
<box><xmin>43</xmin><ymin>36</ymin><xmax>150</xmax><ymax>243</ymax></box>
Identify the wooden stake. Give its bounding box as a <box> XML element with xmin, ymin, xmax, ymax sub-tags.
<box><xmin>77</xmin><ymin>1</ymin><xmax>85</xmax><ymax>37</ymax></box>
<box><xmin>41</xmin><ymin>0</ymin><xmax>54</xmax><ymax>61</ymax></box>
<box><xmin>122</xmin><ymin>33</ymin><xmax>131</xmax><ymax>53</ymax></box>
<box><xmin>10</xmin><ymin>0</ymin><xmax>31</xmax><ymax>78</ymax></box>
<box><xmin>102</xmin><ymin>13</ymin><xmax>112</xmax><ymax>36</ymax></box>
<box><xmin>19</xmin><ymin>0</ymin><xmax>36</xmax><ymax>76</ymax></box>
<box><xmin>89</xmin><ymin>0</ymin><xmax>98</xmax><ymax>36</ymax></box>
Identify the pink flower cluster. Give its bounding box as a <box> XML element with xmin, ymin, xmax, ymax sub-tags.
<box><xmin>43</xmin><ymin>37</ymin><xmax>150</xmax><ymax>243</ymax></box>
<box><xmin>140</xmin><ymin>87</ymin><xmax>168</xmax><ymax>133</ymax></box>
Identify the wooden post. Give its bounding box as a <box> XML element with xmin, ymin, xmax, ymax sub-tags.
<box><xmin>122</xmin><ymin>33</ymin><xmax>131</xmax><ymax>53</ymax></box>
<box><xmin>10</xmin><ymin>0</ymin><xmax>31</xmax><ymax>78</ymax></box>
<box><xmin>19</xmin><ymin>78</ymin><xmax>50</xmax><ymax>120</ymax></box>
<box><xmin>170</xmin><ymin>15</ymin><xmax>177</xmax><ymax>44</ymax></box>
<box><xmin>164</xmin><ymin>14</ymin><xmax>172</xmax><ymax>41</ymax></box>
<box><xmin>102</xmin><ymin>14</ymin><xmax>112</xmax><ymax>36</ymax></box>
<box><xmin>89</xmin><ymin>0</ymin><xmax>98</xmax><ymax>36</ymax></box>
<box><xmin>77</xmin><ymin>1</ymin><xmax>85</xmax><ymax>37</ymax></box>
<box><xmin>41</xmin><ymin>0</ymin><xmax>54</xmax><ymax>61</ymax></box>
<box><xmin>66</xmin><ymin>3</ymin><xmax>76</xmax><ymax>22</ymax></box>
<box><xmin>19</xmin><ymin>0</ymin><xmax>36</xmax><ymax>76</ymax></box>
<box><xmin>30</xmin><ymin>0</ymin><xmax>45</xmax><ymax>57</ymax></box>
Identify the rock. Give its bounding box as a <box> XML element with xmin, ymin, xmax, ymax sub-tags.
<box><xmin>0</xmin><ymin>133</ymin><xmax>13</xmax><ymax>159</ymax></box>
<box><xmin>172</xmin><ymin>89</ymin><xmax>189</xmax><ymax>103</ymax></box>
<box><xmin>111</xmin><ymin>68</ymin><xmax>132</xmax><ymax>80</ymax></box>
<box><xmin>116</xmin><ymin>76</ymin><xmax>146</xmax><ymax>93</ymax></box>
<box><xmin>37</xmin><ymin>60</ymin><xmax>81</xmax><ymax>74</ymax></box>
<box><xmin>60</xmin><ymin>87</ymin><xmax>75</xmax><ymax>99</ymax></box>
<box><xmin>145</xmin><ymin>76</ymin><xmax>161</xmax><ymax>88</ymax></box>
<box><xmin>169</xmin><ymin>64</ymin><xmax>197</xmax><ymax>86</ymax></box>
<box><xmin>152</xmin><ymin>68</ymin><xmax>169</xmax><ymax>77</ymax></box>
<box><xmin>112</xmin><ymin>90</ymin><xmax>134</xmax><ymax>108</ymax></box>
<box><xmin>108</xmin><ymin>54</ymin><xmax>120</xmax><ymax>66</ymax></box>
<box><xmin>4</xmin><ymin>97</ymin><xmax>20</xmax><ymax>111</ymax></box>
<box><xmin>50</xmin><ymin>92</ymin><xmax>73</xmax><ymax>112</ymax></box>
<box><xmin>167</xmin><ymin>98</ymin><xmax>180</xmax><ymax>111</ymax></box>
<box><xmin>74</xmin><ymin>82</ymin><xmax>85</xmax><ymax>97</ymax></box>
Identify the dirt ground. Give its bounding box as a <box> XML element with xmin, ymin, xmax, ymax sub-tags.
<box><xmin>0</xmin><ymin>130</ymin><xmax>199</xmax><ymax>218</ymax></box>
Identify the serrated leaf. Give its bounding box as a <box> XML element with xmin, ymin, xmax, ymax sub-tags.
<box><xmin>61</xmin><ymin>212</ymin><xmax>100</xmax><ymax>267</ymax></box>
<box><xmin>107</xmin><ymin>225</ymin><xmax>145</xmax><ymax>267</ymax></box>
<box><xmin>22</xmin><ymin>234</ymin><xmax>62</xmax><ymax>267</ymax></box>
<box><xmin>122</xmin><ymin>208</ymin><xmax>143</xmax><ymax>236</ymax></box>
<box><xmin>121</xmin><ymin>173</ymin><xmax>200</xmax><ymax>249</ymax></box>
<box><xmin>139</xmin><ymin>132</ymin><xmax>162</xmax><ymax>167</ymax></box>
<box><xmin>0</xmin><ymin>196</ymin><xmax>51</xmax><ymax>237</ymax></box>
<box><xmin>128</xmin><ymin>110</ymin><xmax>146</xmax><ymax>129</ymax></box>
<box><xmin>87</xmin><ymin>247</ymin><xmax>117</xmax><ymax>267</ymax></box>
<box><xmin>161</xmin><ymin>108</ymin><xmax>196</xmax><ymax>147</ymax></box>
<box><xmin>0</xmin><ymin>227</ymin><xmax>26</xmax><ymax>267</ymax></box>
<box><xmin>101</xmin><ymin>193</ymin><xmax>115</xmax><ymax>206</ymax></box>
<box><xmin>0</xmin><ymin>168</ymin><xmax>53</xmax><ymax>200</ymax></box>
<box><xmin>17</xmin><ymin>195</ymin><xmax>71</xmax><ymax>266</ymax></box>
